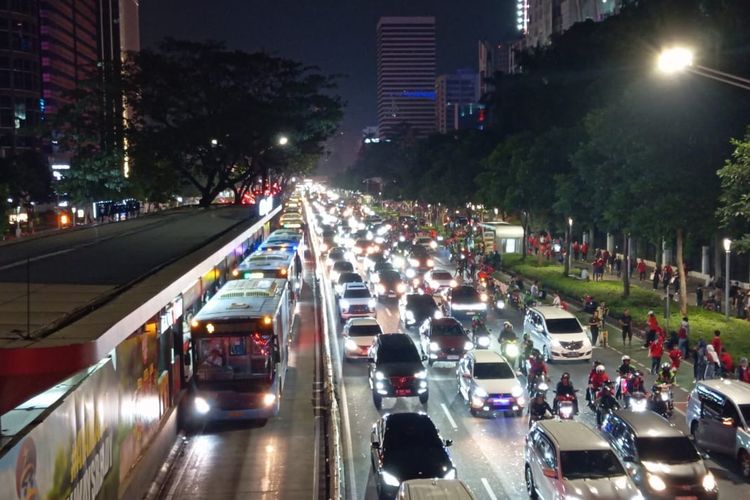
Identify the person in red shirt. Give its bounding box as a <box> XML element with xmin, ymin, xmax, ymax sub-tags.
<box><xmin>636</xmin><ymin>259</ymin><xmax>647</xmax><ymax>281</ymax></box>
<box><xmin>587</xmin><ymin>364</ymin><xmax>610</xmax><ymax>406</ymax></box>
<box><xmin>649</xmin><ymin>338</ymin><xmax>664</xmax><ymax>375</ymax></box>
<box><xmin>647</xmin><ymin>311</ymin><xmax>659</xmax><ymax>332</ymax></box>
<box><xmin>712</xmin><ymin>330</ymin><xmax>722</xmax><ymax>355</ymax></box>
<box><xmin>737</xmin><ymin>358</ymin><xmax>750</xmax><ymax>383</ymax></box>
<box><xmin>581</xmin><ymin>242</ymin><xmax>588</xmax><ymax>261</ymax></box>
<box><xmin>668</xmin><ymin>344</ymin><xmax>682</xmax><ymax>369</ymax></box>
<box><xmin>720</xmin><ymin>348</ymin><xmax>734</xmax><ymax>376</ymax></box>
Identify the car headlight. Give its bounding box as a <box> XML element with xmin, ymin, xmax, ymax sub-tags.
<box><xmin>464</xmin><ymin>341</ymin><xmax>474</xmax><ymax>351</ymax></box>
<box><xmin>375</xmin><ymin>371</ymin><xmax>385</xmax><ymax>380</ymax></box>
<box><xmin>505</xmin><ymin>343</ymin><xmax>519</xmax><ymax>357</ymax></box>
<box><xmin>474</xmin><ymin>387</ymin><xmax>488</xmax><ymax>398</ymax></box>
<box><xmin>430</xmin><ymin>341</ymin><xmax>440</xmax><ymax>352</ymax></box>
<box><xmin>427</xmin><ymin>259</ymin><xmax>435</xmax><ymax>267</ymax></box>
<box><xmin>450</xmin><ymin>279</ymin><xmax>458</xmax><ymax>287</ymax></box>
<box><xmin>397</xmin><ymin>283</ymin><xmax>406</xmax><ymax>293</ymax></box>
<box><xmin>647</xmin><ymin>474</ymin><xmax>667</xmax><ymax>492</ymax></box>
<box><xmin>405</xmin><ymin>268</ymin><xmax>416</xmax><ymax>278</ymax></box>
<box><xmin>415</xmin><ymin>370</ymin><xmax>427</xmax><ymax>379</ymax></box>
<box><xmin>480</xmin><ymin>293</ymin><xmax>488</xmax><ymax>302</ymax></box>
<box><xmin>434</xmin><ymin>310</ymin><xmax>444</xmax><ymax>319</ymax></box>
<box><xmin>340</xmin><ymin>299</ymin><xmax>350</xmax><ymax>310</ymax></box>
<box><xmin>496</xmin><ymin>299</ymin><xmax>505</xmax><ymax>309</ymax></box>
<box><xmin>345</xmin><ymin>338</ymin><xmax>358</xmax><ymax>351</ymax></box>
<box><xmin>477</xmin><ymin>336</ymin><xmax>490</xmax><ymax>347</ymax></box>
<box><xmin>377</xmin><ymin>284</ymin><xmax>386</xmax><ymax>294</ymax></box>
<box><xmin>550</xmin><ymin>338</ymin><xmax>562</xmax><ymax>348</ymax></box>
<box><xmin>406</xmin><ymin>310</ymin><xmax>415</xmax><ymax>321</ymax></box>
<box><xmin>368</xmin><ymin>298</ymin><xmax>377</xmax><ymax>309</ymax></box>
<box><xmin>263</xmin><ymin>393</ymin><xmax>277</xmax><ymax>407</ymax></box>
<box><xmin>702</xmin><ymin>472</ymin><xmax>716</xmax><ymax>491</ymax></box>
<box><xmin>443</xmin><ymin>468</ymin><xmax>456</xmax><ymax>479</ymax></box>
<box><xmin>409</xmin><ymin>258</ymin><xmax>420</xmax><ymax>267</ymax></box>
<box><xmin>511</xmin><ymin>385</ymin><xmax>524</xmax><ymax>398</ymax></box>
<box><xmin>371</xmin><ymin>275</ymin><xmax>380</xmax><ymax>283</ymax></box>
<box><xmin>382</xmin><ymin>470</ymin><xmax>400</xmax><ymax>487</ymax></box>
<box><xmin>194</xmin><ymin>396</ymin><xmax>210</xmax><ymax>415</ymax></box>
<box><xmin>430</xmin><ymin>241</ymin><xmax>438</xmax><ymax>249</ymax></box>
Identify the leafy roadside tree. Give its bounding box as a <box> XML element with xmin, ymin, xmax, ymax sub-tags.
<box><xmin>717</xmin><ymin>128</ymin><xmax>750</xmax><ymax>251</ymax></box>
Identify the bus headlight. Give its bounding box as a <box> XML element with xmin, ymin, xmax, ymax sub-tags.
<box><xmin>194</xmin><ymin>397</ymin><xmax>210</xmax><ymax>415</ymax></box>
<box><xmin>263</xmin><ymin>393</ymin><xmax>277</xmax><ymax>407</ymax></box>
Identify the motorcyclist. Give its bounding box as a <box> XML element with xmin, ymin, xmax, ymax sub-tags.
<box><xmin>656</xmin><ymin>362</ymin><xmax>676</xmax><ymax>385</ymax></box>
<box><xmin>527</xmin><ymin>350</ymin><xmax>549</xmax><ymax>391</ymax></box>
<box><xmin>617</xmin><ymin>355</ymin><xmax>636</xmax><ymax>377</ymax></box>
<box><xmin>595</xmin><ymin>380</ymin><xmax>620</xmax><ymax>426</ymax></box>
<box><xmin>470</xmin><ymin>313</ymin><xmax>484</xmax><ymax>333</ymax></box>
<box><xmin>627</xmin><ymin>371</ymin><xmax>647</xmax><ymax>395</ymax></box>
<box><xmin>587</xmin><ymin>364</ymin><xmax>609</xmax><ymax>405</ymax></box>
<box><xmin>520</xmin><ymin>334</ymin><xmax>534</xmax><ymax>373</ymax></box>
<box><xmin>554</xmin><ymin>372</ymin><xmax>579</xmax><ymax>415</ymax></box>
<box><xmin>499</xmin><ymin>321</ymin><xmax>517</xmax><ymax>343</ymax></box>
<box><xmin>528</xmin><ymin>391</ymin><xmax>554</xmax><ymax>427</ymax></box>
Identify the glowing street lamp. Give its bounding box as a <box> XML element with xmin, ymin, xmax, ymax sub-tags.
<box><xmin>724</xmin><ymin>238</ymin><xmax>732</xmax><ymax>319</ymax></box>
<box><xmin>278</xmin><ymin>135</ymin><xmax>289</xmax><ymax>146</ymax></box>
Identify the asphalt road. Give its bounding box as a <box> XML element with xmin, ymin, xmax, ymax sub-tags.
<box><xmin>0</xmin><ymin>206</ymin><xmax>257</xmax><ymax>285</ymax></box>
<box><xmin>316</xmin><ymin>243</ymin><xmax>750</xmax><ymax>499</ymax></box>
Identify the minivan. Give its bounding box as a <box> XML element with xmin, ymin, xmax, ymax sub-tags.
<box><xmin>523</xmin><ymin>306</ymin><xmax>592</xmax><ymax>362</ymax></box>
<box><xmin>601</xmin><ymin>410</ymin><xmax>717</xmax><ymax>499</ymax></box>
<box><xmin>686</xmin><ymin>378</ymin><xmax>750</xmax><ymax>479</ymax></box>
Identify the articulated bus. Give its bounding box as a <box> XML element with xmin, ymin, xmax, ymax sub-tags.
<box><xmin>231</xmin><ymin>250</ymin><xmax>301</xmax><ymax>292</ymax></box>
<box><xmin>258</xmin><ymin>229</ymin><xmax>303</xmax><ymax>254</ymax></box>
<box><xmin>190</xmin><ymin>278</ymin><xmax>293</xmax><ymax>420</ymax></box>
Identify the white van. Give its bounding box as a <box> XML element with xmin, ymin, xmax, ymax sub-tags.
<box><xmin>686</xmin><ymin>378</ymin><xmax>750</xmax><ymax>479</ymax></box>
<box><xmin>523</xmin><ymin>306</ymin><xmax>592</xmax><ymax>362</ymax></box>
<box><xmin>397</xmin><ymin>479</ymin><xmax>475</xmax><ymax>500</ymax></box>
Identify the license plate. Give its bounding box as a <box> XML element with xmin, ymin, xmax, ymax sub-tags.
<box><xmin>464</xmin><ymin>311</ymin><xmax>476</xmax><ymax>315</ymax></box>
<box><xmin>447</xmin><ymin>355</ymin><xmax>460</xmax><ymax>360</ymax></box>
<box><xmin>564</xmin><ymin>352</ymin><xmax>581</xmax><ymax>357</ymax></box>
<box><xmin>395</xmin><ymin>389</ymin><xmax>412</xmax><ymax>396</ymax></box>
<box><xmin>228</xmin><ymin>411</ymin><xmax>244</xmax><ymax>418</ymax></box>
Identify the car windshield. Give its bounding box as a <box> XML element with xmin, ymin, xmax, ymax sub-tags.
<box><xmin>380</xmin><ymin>344</ymin><xmax>421</xmax><ymax>363</ymax></box>
<box><xmin>431</xmin><ymin>271</ymin><xmax>452</xmax><ymax>280</ymax></box>
<box><xmin>344</xmin><ymin>288</ymin><xmax>371</xmax><ymax>298</ymax></box>
<box><xmin>329</xmin><ymin>249</ymin><xmax>345</xmax><ymax>259</ymax></box>
<box><xmin>334</xmin><ymin>262</ymin><xmax>354</xmax><ymax>272</ymax></box>
<box><xmin>636</xmin><ymin>437</ymin><xmax>700</xmax><ymax>463</ymax></box>
<box><xmin>545</xmin><ymin>318</ymin><xmax>583</xmax><ymax>334</ymax></box>
<box><xmin>339</xmin><ymin>273</ymin><xmax>362</xmax><ymax>284</ymax></box>
<box><xmin>560</xmin><ymin>450</ymin><xmax>625</xmax><ymax>480</ymax></box>
<box><xmin>380</xmin><ymin>271</ymin><xmax>401</xmax><ymax>282</ymax></box>
<box><xmin>384</xmin><ymin>420</ymin><xmax>442</xmax><ymax>450</ymax></box>
<box><xmin>432</xmin><ymin>322</ymin><xmax>465</xmax><ymax>336</ymax></box>
<box><xmin>348</xmin><ymin>324</ymin><xmax>382</xmax><ymax>336</ymax></box>
<box><xmin>407</xmin><ymin>295</ymin><xmax>435</xmax><ymax>309</ymax></box>
<box><xmin>411</xmin><ymin>247</ymin><xmax>428</xmax><ymax>258</ymax></box>
<box><xmin>474</xmin><ymin>362</ymin><xmax>514</xmax><ymax>380</ymax></box>
<box><xmin>452</xmin><ymin>288</ymin><xmax>478</xmax><ymax>301</ymax></box>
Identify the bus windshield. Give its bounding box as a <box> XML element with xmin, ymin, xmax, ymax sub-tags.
<box><xmin>196</xmin><ymin>335</ymin><xmax>272</xmax><ymax>381</ymax></box>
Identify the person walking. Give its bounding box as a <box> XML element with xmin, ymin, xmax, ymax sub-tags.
<box><xmin>712</xmin><ymin>330</ymin><xmax>723</xmax><ymax>355</ymax></box>
<box><xmin>649</xmin><ymin>337</ymin><xmax>664</xmax><ymax>375</ymax></box>
<box><xmin>589</xmin><ymin>311</ymin><xmax>601</xmax><ymax>347</ymax></box>
<box><xmin>620</xmin><ymin>309</ymin><xmax>633</xmax><ymax>346</ymax></box>
<box><xmin>668</xmin><ymin>343</ymin><xmax>682</xmax><ymax>370</ymax></box>
<box><xmin>663</xmin><ymin>263</ymin><xmax>673</xmax><ymax>291</ymax></box>
<box><xmin>636</xmin><ymin>259</ymin><xmax>647</xmax><ymax>281</ymax></box>
<box><xmin>652</xmin><ymin>265</ymin><xmax>661</xmax><ymax>290</ymax></box>
<box><xmin>581</xmin><ymin>242</ymin><xmax>588</xmax><ymax>261</ymax></box>
<box><xmin>694</xmin><ymin>340</ymin><xmax>707</xmax><ymax>382</ymax></box>
<box><xmin>572</xmin><ymin>240</ymin><xmax>580</xmax><ymax>261</ymax></box>
<box><xmin>677</xmin><ymin>317</ymin><xmax>689</xmax><ymax>359</ymax></box>
<box><xmin>705</xmin><ymin>345</ymin><xmax>720</xmax><ymax>380</ymax></box>
<box><xmin>644</xmin><ymin>311</ymin><xmax>659</xmax><ymax>348</ymax></box>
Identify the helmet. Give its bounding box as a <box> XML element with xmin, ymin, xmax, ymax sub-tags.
<box><xmin>634</xmin><ymin>371</ymin><xmax>643</xmax><ymax>379</ymax></box>
<box><xmin>561</xmin><ymin>372</ymin><xmax>570</xmax><ymax>380</ymax></box>
<box><xmin>592</xmin><ymin>359</ymin><xmax>601</xmax><ymax>367</ymax></box>
<box><xmin>621</xmin><ymin>355</ymin><xmax>630</xmax><ymax>362</ymax></box>
<box><xmin>523</xmin><ymin>333</ymin><xmax>529</xmax><ymax>340</ymax></box>
<box><xmin>595</xmin><ymin>365</ymin><xmax>605</xmax><ymax>373</ymax></box>
<box><xmin>661</xmin><ymin>362</ymin><xmax>671</xmax><ymax>371</ymax></box>
<box><xmin>504</xmin><ymin>321</ymin><xmax>512</xmax><ymax>329</ymax></box>
<box><xmin>535</xmin><ymin>391</ymin><xmax>546</xmax><ymax>399</ymax></box>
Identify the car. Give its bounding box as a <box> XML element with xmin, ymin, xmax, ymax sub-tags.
<box><xmin>413</xmin><ymin>236</ymin><xmax>438</xmax><ymax>251</ymax></box>
<box><xmin>399</xmin><ymin>293</ymin><xmax>440</xmax><ymax>328</ymax></box>
<box><xmin>424</xmin><ymin>269</ymin><xmax>457</xmax><ymax>294</ymax></box>
<box><xmin>600</xmin><ymin>410</ymin><xmax>717</xmax><ymax>499</ymax></box>
<box><xmin>338</xmin><ymin>282</ymin><xmax>376</xmax><ymax>322</ymax></box>
<box><xmin>457</xmin><ymin>350</ymin><xmax>524</xmax><ymax>417</ymax></box>
<box><xmin>406</xmin><ymin>246</ymin><xmax>435</xmax><ymax>273</ymax></box>
<box><xmin>525</xmin><ymin>420</ymin><xmax>641</xmax><ymax>500</ymax></box>
<box><xmin>397</xmin><ymin>479</ymin><xmax>474</xmax><ymax>500</ymax></box>
<box><xmin>335</xmin><ymin>271</ymin><xmax>364</xmax><ymax>297</ymax></box>
<box><xmin>370</xmin><ymin>412</ymin><xmax>455</xmax><ymax>498</ymax></box>
<box><xmin>352</xmin><ymin>238</ymin><xmax>377</xmax><ymax>258</ymax></box>
<box><xmin>364</xmin><ymin>251</ymin><xmax>389</xmax><ymax>272</ymax></box>
<box><xmin>372</xmin><ymin>269</ymin><xmax>407</xmax><ymax>300</ymax></box>
<box><xmin>686</xmin><ymin>379</ymin><xmax>750</xmax><ymax>478</ymax></box>
<box><xmin>330</xmin><ymin>260</ymin><xmax>355</xmax><ymax>283</ymax></box>
<box><xmin>419</xmin><ymin>317</ymin><xmax>473</xmax><ymax>366</ymax></box>
<box><xmin>523</xmin><ymin>306</ymin><xmax>592</xmax><ymax>362</ymax></box>
<box><xmin>446</xmin><ymin>285</ymin><xmax>487</xmax><ymax>320</ymax></box>
<box><xmin>325</xmin><ymin>246</ymin><xmax>348</xmax><ymax>269</ymax></box>
<box><xmin>342</xmin><ymin>317</ymin><xmax>383</xmax><ymax>360</ymax></box>
<box><xmin>368</xmin><ymin>333</ymin><xmax>429</xmax><ymax>409</ymax></box>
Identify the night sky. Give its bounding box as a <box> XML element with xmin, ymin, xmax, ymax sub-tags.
<box><xmin>140</xmin><ymin>0</ymin><xmax>516</xmax><ymax>172</ymax></box>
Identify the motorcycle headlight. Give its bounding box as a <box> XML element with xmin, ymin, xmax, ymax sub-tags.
<box><xmin>511</xmin><ymin>385</ymin><xmax>524</xmax><ymax>398</ymax></box>
<box><xmin>474</xmin><ymin>386</ymin><xmax>488</xmax><ymax>398</ymax></box>
<box><xmin>538</xmin><ymin>382</ymin><xmax>549</xmax><ymax>391</ymax></box>
<box><xmin>480</xmin><ymin>293</ymin><xmax>488</xmax><ymax>302</ymax></box>
<box><xmin>434</xmin><ymin>310</ymin><xmax>444</xmax><ymax>319</ymax></box>
<box><xmin>647</xmin><ymin>474</ymin><xmax>667</xmax><ymax>492</ymax></box>
<box><xmin>496</xmin><ymin>299</ymin><xmax>505</xmax><ymax>309</ymax></box>
<box><xmin>505</xmin><ymin>343</ymin><xmax>519</xmax><ymax>357</ymax></box>
<box><xmin>381</xmin><ymin>470</ymin><xmax>400</xmax><ymax>487</ymax></box>
<box><xmin>415</xmin><ymin>370</ymin><xmax>427</xmax><ymax>379</ymax></box>
<box><xmin>406</xmin><ymin>310</ymin><xmax>415</xmax><ymax>321</ymax></box>
<box><xmin>368</xmin><ymin>298</ymin><xmax>377</xmax><ymax>309</ymax></box>
<box><xmin>194</xmin><ymin>396</ymin><xmax>210</xmax><ymax>415</ymax></box>
<box><xmin>430</xmin><ymin>341</ymin><xmax>440</xmax><ymax>352</ymax></box>
<box><xmin>430</xmin><ymin>241</ymin><xmax>438</xmax><ymax>249</ymax></box>
<box><xmin>345</xmin><ymin>338</ymin><xmax>358</xmax><ymax>351</ymax></box>
<box><xmin>409</xmin><ymin>258</ymin><xmax>420</xmax><ymax>267</ymax></box>
<box><xmin>397</xmin><ymin>283</ymin><xmax>406</xmax><ymax>293</ymax></box>
<box><xmin>450</xmin><ymin>279</ymin><xmax>458</xmax><ymax>288</ymax></box>
<box><xmin>477</xmin><ymin>336</ymin><xmax>490</xmax><ymax>347</ymax></box>
<box><xmin>660</xmin><ymin>392</ymin><xmax>669</xmax><ymax>401</ymax></box>
<box><xmin>427</xmin><ymin>259</ymin><xmax>435</xmax><ymax>267</ymax></box>
<box><xmin>443</xmin><ymin>468</ymin><xmax>456</xmax><ymax>479</ymax></box>
<box><xmin>464</xmin><ymin>341</ymin><xmax>474</xmax><ymax>351</ymax></box>
<box><xmin>376</xmin><ymin>284</ymin><xmax>386</xmax><ymax>294</ymax></box>
<box><xmin>405</xmin><ymin>268</ymin><xmax>416</xmax><ymax>278</ymax></box>
<box><xmin>702</xmin><ymin>472</ymin><xmax>716</xmax><ymax>491</ymax></box>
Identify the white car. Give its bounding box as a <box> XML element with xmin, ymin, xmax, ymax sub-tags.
<box><xmin>523</xmin><ymin>306</ymin><xmax>592</xmax><ymax>362</ymax></box>
<box><xmin>342</xmin><ymin>318</ymin><xmax>383</xmax><ymax>360</ymax></box>
<box><xmin>457</xmin><ymin>350</ymin><xmax>525</xmax><ymax>416</ymax></box>
<box><xmin>425</xmin><ymin>269</ymin><xmax>457</xmax><ymax>293</ymax></box>
<box><xmin>338</xmin><ymin>282</ymin><xmax>376</xmax><ymax>322</ymax></box>
<box><xmin>413</xmin><ymin>236</ymin><xmax>438</xmax><ymax>251</ymax></box>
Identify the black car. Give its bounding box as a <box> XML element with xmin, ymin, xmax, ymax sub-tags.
<box><xmin>372</xmin><ymin>269</ymin><xmax>406</xmax><ymax>300</ymax></box>
<box><xmin>370</xmin><ymin>412</ymin><xmax>455</xmax><ymax>498</ymax></box>
<box><xmin>399</xmin><ymin>293</ymin><xmax>439</xmax><ymax>328</ymax></box>
<box><xmin>447</xmin><ymin>285</ymin><xmax>487</xmax><ymax>320</ymax></box>
<box><xmin>365</xmin><ymin>251</ymin><xmax>388</xmax><ymax>272</ymax></box>
<box><xmin>407</xmin><ymin>246</ymin><xmax>435</xmax><ymax>272</ymax></box>
<box><xmin>368</xmin><ymin>333</ymin><xmax>428</xmax><ymax>409</ymax></box>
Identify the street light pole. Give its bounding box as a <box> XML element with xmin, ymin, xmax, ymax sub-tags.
<box><xmin>724</xmin><ymin>238</ymin><xmax>732</xmax><ymax>319</ymax></box>
<box><xmin>564</xmin><ymin>217</ymin><xmax>573</xmax><ymax>277</ymax></box>
<box><xmin>657</xmin><ymin>47</ymin><xmax>750</xmax><ymax>91</ymax></box>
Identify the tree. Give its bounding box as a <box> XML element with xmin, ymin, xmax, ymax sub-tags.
<box><xmin>717</xmin><ymin>129</ymin><xmax>750</xmax><ymax>251</ymax></box>
<box><xmin>124</xmin><ymin>39</ymin><xmax>342</xmax><ymax>206</ymax></box>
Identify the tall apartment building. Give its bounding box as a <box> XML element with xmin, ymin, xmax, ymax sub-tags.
<box><xmin>376</xmin><ymin>16</ymin><xmax>436</xmax><ymax>139</ymax></box>
<box><xmin>435</xmin><ymin>69</ymin><xmax>479</xmax><ymax>133</ymax></box>
<box><xmin>478</xmin><ymin>40</ymin><xmax>515</xmax><ymax>97</ymax></box>
<box><xmin>525</xmin><ymin>0</ymin><xmax>621</xmax><ymax>48</ymax></box>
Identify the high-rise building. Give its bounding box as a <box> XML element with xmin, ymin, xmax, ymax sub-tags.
<box><xmin>478</xmin><ymin>40</ymin><xmax>515</xmax><ymax>97</ymax></box>
<box><xmin>526</xmin><ymin>0</ymin><xmax>621</xmax><ymax>48</ymax></box>
<box><xmin>376</xmin><ymin>16</ymin><xmax>436</xmax><ymax>139</ymax></box>
<box><xmin>435</xmin><ymin>69</ymin><xmax>480</xmax><ymax>133</ymax></box>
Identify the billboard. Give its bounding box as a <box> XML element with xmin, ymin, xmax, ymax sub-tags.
<box><xmin>0</xmin><ymin>325</ymin><xmax>168</xmax><ymax>500</ymax></box>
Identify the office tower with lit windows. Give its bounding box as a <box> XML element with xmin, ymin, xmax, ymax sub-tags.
<box><xmin>376</xmin><ymin>16</ymin><xmax>436</xmax><ymax>139</ymax></box>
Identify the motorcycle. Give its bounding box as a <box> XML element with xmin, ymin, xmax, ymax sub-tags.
<box><xmin>554</xmin><ymin>391</ymin><xmax>578</xmax><ymax>420</ymax></box>
<box><xmin>582</xmin><ymin>294</ymin><xmax>598</xmax><ymax>314</ymax></box>
<box><xmin>629</xmin><ymin>391</ymin><xmax>648</xmax><ymax>412</ymax></box>
<box><xmin>472</xmin><ymin>325</ymin><xmax>492</xmax><ymax>349</ymax></box>
<box><xmin>615</xmin><ymin>372</ymin><xmax>633</xmax><ymax>407</ymax></box>
<box><xmin>595</xmin><ymin>388</ymin><xmax>620</xmax><ymax>427</ymax></box>
<box><xmin>501</xmin><ymin>339</ymin><xmax>520</xmax><ymax>365</ymax></box>
<box><xmin>527</xmin><ymin>373</ymin><xmax>549</xmax><ymax>395</ymax></box>
<box><xmin>528</xmin><ymin>408</ymin><xmax>553</xmax><ymax>429</ymax></box>
<box><xmin>649</xmin><ymin>384</ymin><xmax>673</xmax><ymax>418</ymax></box>
<box><xmin>508</xmin><ymin>289</ymin><xmax>521</xmax><ymax>310</ymax></box>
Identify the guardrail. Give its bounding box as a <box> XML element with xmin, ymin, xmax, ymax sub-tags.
<box><xmin>304</xmin><ymin>199</ymin><xmax>344</xmax><ymax>499</ymax></box>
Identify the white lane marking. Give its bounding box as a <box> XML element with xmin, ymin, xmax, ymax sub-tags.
<box><xmin>481</xmin><ymin>478</ymin><xmax>499</xmax><ymax>500</ymax></box>
<box><xmin>440</xmin><ymin>403</ymin><xmax>458</xmax><ymax>429</ymax></box>
<box><xmin>385</xmin><ymin>307</ymin><xmax>393</xmax><ymax>317</ymax></box>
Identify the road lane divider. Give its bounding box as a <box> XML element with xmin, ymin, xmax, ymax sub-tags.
<box><xmin>440</xmin><ymin>403</ymin><xmax>459</xmax><ymax>430</ymax></box>
<box><xmin>481</xmin><ymin>478</ymin><xmax>499</xmax><ymax>500</ymax></box>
